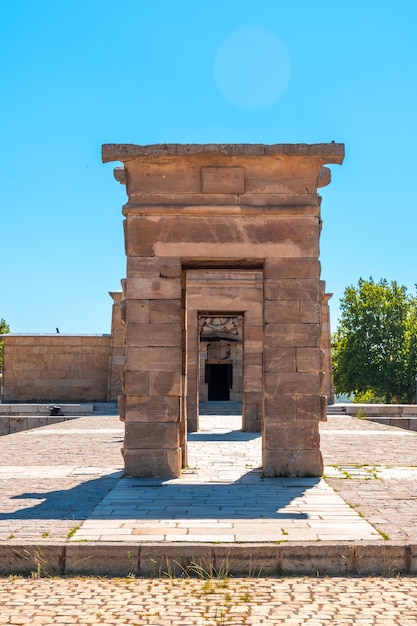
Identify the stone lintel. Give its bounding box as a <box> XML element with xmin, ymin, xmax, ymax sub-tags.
<box><xmin>102</xmin><ymin>143</ymin><xmax>345</xmax><ymax>163</ymax></box>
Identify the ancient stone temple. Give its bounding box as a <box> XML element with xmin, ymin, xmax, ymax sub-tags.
<box><xmin>103</xmin><ymin>143</ymin><xmax>344</xmax><ymax>478</ymax></box>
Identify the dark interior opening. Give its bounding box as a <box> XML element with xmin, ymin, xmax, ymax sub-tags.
<box><xmin>205</xmin><ymin>363</ymin><xmax>232</xmax><ymax>401</ymax></box>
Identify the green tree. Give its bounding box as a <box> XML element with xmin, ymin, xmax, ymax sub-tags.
<box><xmin>332</xmin><ymin>278</ymin><xmax>417</xmax><ymax>403</ymax></box>
<box><xmin>0</xmin><ymin>318</ymin><xmax>10</xmax><ymax>371</ymax></box>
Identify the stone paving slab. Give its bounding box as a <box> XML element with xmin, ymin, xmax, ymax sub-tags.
<box><xmin>66</xmin><ymin>415</ymin><xmax>378</xmax><ymax>544</ymax></box>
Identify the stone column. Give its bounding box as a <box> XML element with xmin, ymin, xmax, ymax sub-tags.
<box><xmin>320</xmin><ymin>283</ymin><xmax>334</xmax><ymax>405</ymax></box>
<box><xmin>263</xmin><ymin>257</ymin><xmax>323</xmax><ymax>476</ymax></box>
<box><xmin>121</xmin><ymin>256</ymin><xmax>183</xmax><ymax>477</ymax></box>
<box><xmin>107</xmin><ymin>289</ymin><xmax>126</xmax><ymax>402</ymax></box>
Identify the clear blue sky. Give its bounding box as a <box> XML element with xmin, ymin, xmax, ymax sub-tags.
<box><xmin>1</xmin><ymin>1</ymin><xmax>416</xmax><ymax>334</ymax></box>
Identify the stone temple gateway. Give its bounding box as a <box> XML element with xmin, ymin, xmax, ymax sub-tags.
<box><xmin>103</xmin><ymin>143</ymin><xmax>344</xmax><ymax>478</ymax></box>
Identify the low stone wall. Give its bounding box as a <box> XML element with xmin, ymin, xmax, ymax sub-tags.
<box><xmin>1</xmin><ymin>335</ymin><xmax>111</xmax><ymax>403</ymax></box>
<box><xmin>337</xmin><ymin>403</ymin><xmax>417</xmax><ymax>418</ymax></box>
<box><xmin>333</xmin><ymin>403</ymin><xmax>417</xmax><ymax>432</ymax></box>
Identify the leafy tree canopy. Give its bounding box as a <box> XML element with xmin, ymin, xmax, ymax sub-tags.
<box><xmin>332</xmin><ymin>278</ymin><xmax>417</xmax><ymax>404</ymax></box>
<box><xmin>0</xmin><ymin>318</ymin><xmax>10</xmax><ymax>371</ymax></box>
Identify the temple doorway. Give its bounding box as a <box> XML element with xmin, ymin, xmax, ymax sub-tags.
<box><xmin>205</xmin><ymin>363</ymin><xmax>232</xmax><ymax>401</ymax></box>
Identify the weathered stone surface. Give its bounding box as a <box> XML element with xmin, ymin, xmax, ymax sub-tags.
<box><xmin>126</xmin><ymin>277</ymin><xmax>181</xmax><ymax>300</ymax></box>
<box><xmin>263</xmin><ymin>449</ymin><xmax>323</xmax><ymax>477</ymax></box>
<box><xmin>118</xmin><ymin>394</ymin><xmax>126</xmax><ymax>421</ymax></box>
<box><xmin>149</xmin><ymin>371</ymin><xmax>182</xmax><ymax>396</ymax></box>
<box><xmin>202</xmin><ymin>166</ymin><xmax>245</xmax><ymax>193</ymax></box>
<box><xmin>264</xmin><ymin>300</ymin><xmax>299</xmax><ymax>323</ymax></box>
<box><xmin>126</xmin><ymin>347</ymin><xmax>182</xmax><ymax>372</ymax></box>
<box><xmin>264</xmin><ymin>347</ymin><xmax>296</xmax><ymax>372</ymax></box>
<box><xmin>243</xmin><ymin>366</ymin><xmax>262</xmax><ymax>392</ymax></box>
<box><xmin>243</xmin><ymin>403</ymin><xmax>262</xmax><ymax>432</ymax></box>
<box><xmin>160</xmin><ymin>257</ymin><xmax>182</xmax><ymax>278</ymax></box>
<box><xmin>296</xmin><ymin>347</ymin><xmax>322</xmax><ymax>372</ymax></box>
<box><xmin>66</xmin><ymin>544</ymin><xmax>140</xmax><ymax>577</ymax></box>
<box><xmin>126</xmin><ymin>300</ymin><xmax>150</xmax><ymax>324</ymax></box>
<box><xmin>149</xmin><ymin>299</ymin><xmax>182</xmax><ymax>324</ymax></box>
<box><xmin>123</xmin><ymin>448</ymin><xmax>181</xmax><ymax>478</ymax></box>
<box><xmin>297</xmin><ymin>395</ymin><xmax>321</xmax><ymax>421</ymax></box>
<box><xmin>125</xmin><ymin>215</ymin><xmax>320</xmax><ymax>259</ymax></box>
<box><xmin>264</xmin><ymin>372</ymin><xmax>321</xmax><ymax>396</ymax></box>
<box><xmin>264</xmin><ymin>396</ymin><xmax>297</xmax><ymax>421</ymax></box>
<box><xmin>264</xmin><ymin>323</ymin><xmax>321</xmax><ymax>348</ymax></box>
<box><xmin>264</xmin><ymin>258</ymin><xmax>320</xmax><ymax>279</ymax></box>
<box><xmin>122</xmin><ymin>371</ymin><xmax>149</xmax><ymax>395</ymax></box>
<box><xmin>125</xmin><ymin>396</ymin><xmax>179</xmax><ymax>422</ymax></box>
<box><xmin>264</xmin><ymin>278</ymin><xmax>320</xmax><ymax>301</ymax></box>
<box><xmin>300</xmin><ymin>300</ymin><xmax>321</xmax><ymax>323</ymax></box>
<box><xmin>264</xmin><ymin>422</ymin><xmax>320</xmax><ymax>450</ymax></box>
<box><xmin>139</xmin><ymin>545</ymin><xmax>213</xmax><ymax>577</ymax></box>
<box><xmin>127</xmin><ymin>256</ymin><xmax>161</xmax><ymax>277</ymax></box>
<box><xmin>124</xmin><ymin>422</ymin><xmax>179</xmax><ymax>448</ymax></box>
<box><xmin>126</xmin><ymin>323</ymin><xmax>181</xmax><ymax>347</ymax></box>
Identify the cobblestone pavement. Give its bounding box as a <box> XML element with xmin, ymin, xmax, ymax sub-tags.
<box><xmin>1</xmin><ymin>575</ymin><xmax>417</xmax><ymax>625</ymax></box>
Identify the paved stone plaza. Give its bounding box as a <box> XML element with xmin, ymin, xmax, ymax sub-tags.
<box><xmin>1</xmin><ymin>411</ymin><xmax>417</xmax><ymax>551</ymax></box>
<box><xmin>2</xmin><ymin>410</ymin><xmax>417</xmax><ymax>622</ymax></box>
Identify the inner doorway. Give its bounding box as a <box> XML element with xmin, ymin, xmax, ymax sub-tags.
<box><xmin>198</xmin><ymin>314</ymin><xmax>243</xmax><ymax>418</ymax></box>
<box><xmin>205</xmin><ymin>363</ymin><xmax>232</xmax><ymax>401</ymax></box>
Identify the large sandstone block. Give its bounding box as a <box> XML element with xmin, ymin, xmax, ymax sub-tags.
<box><xmin>126</xmin><ymin>323</ymin><xmax>181</xmax><ymax>347</ymax></box>
<box><xmin>126</xmin><ymin>347</ymin><xmax>182</xmax><ymax>371</ymax></box>
<box><xmin>300</xmin><ymin>300</ymin><xmax>321</xmax><ymax>323</ymax></box>
<box><xmin>264</xmin><ymin>258</ymin><xmax>321</xmax><ymax>279</ymax></box>
<box><xmin>264</xmin><ymin>347</ymin><xmax>296</xmax><ymax>372</ymax></box>
<box><xmin>125</xmin><ymin>300</ymin><xmax>150</xmax><ymax>324</ymax></box>
<box><xmin>243</xmin><ymin>405</ymin><xmax>261</xmax><ymax>432</ymax></box>
<box><xmin>263</xmin><ymin>422</ymin><xmax>320</xmax><ymax>450</ymax></box>
<box><xmin>125</xmin><ymin>215</ymin><xmax>319</xmax><ymax>258</ymax></box>
<box><xmin>124</xmin><ymin>422</ymin><xmax>179</xmax><ymax>448</ymax></box>
<box><xmin>125</xmin><ymin>396</ymin><xmax>180</xmax><ymax>422</ymax></box>
<box><xmin>263</xmin><ymin>449</ymin><xmax>323</xmax><ymax>477</ymax></box>
<box><xmin>149</xmin><ymin>299</ymin><xmax>182</xmax><ymax>323</ymax></box>
<box><xmin>264</xmin><ymin>300</ymin><xmax>299</xmax><ymax>323</ymax></box>
<box><xmin>244</xmin><ymin>353</ymin><xmax>263</xmax><ymax>367</ymax></box>
<box><xmin>123</xmin><ymin>448</ymin><xmax>181</xmax><ymax>478</ymax></box>
<box><xmin>296</xmin><ymin>395</ymin><xmax>322</xmax><ymax>420</ymax></box>
<box><xmin>126</xmin><ymin>277</ymin><xmax>181</xmax><ymax>300</ymax></box>
<box><xmin>264</xmin><ymin>396</ymin><xmax>297</xmax><ymax>421</ymax></box>
<box><xmin>122</xmin><ymin>371</ymin><xmax>149</xmax><ymax>395</ymax></box>
<box><xmin>243</xmin><ymin>365</ymin><xmax>262</xmax><ymax>392</ymax></box>
<box><xmin>127</xmin><ymin>256</ymin><xmax>161</xmax><ymax>277</ymax></box>
<box><xmin>296</xmin><ymin>347</ymin><xmax>322</xmax><ymax>372</ymax></box>
<box><xmin>202</xmin><ymin>166</ymin><xmax>245</xmax><ymax>193</ymax></box>
<box><xmin>149</xmin><ymin>371</ymin><xmax>182</xmax><ymax>396</ymax></box>
<box><xmin>264</xmin><ymin>372</ymin><xmax>321</xmax><ymax>396</ymax></box>
<box><xmin>160</xmin><ymin>257</ymin><xmax>182</xmax><ymax>278</ymax></box>
<box><xmin>264</xmin><ymin>278</ymin><xmax>320</xmax><ymax>301</ymax></box>
<box><xmin>264</xmin><ymin>323</ymin><xmax>321</xmax><ymax>348</ymax></box>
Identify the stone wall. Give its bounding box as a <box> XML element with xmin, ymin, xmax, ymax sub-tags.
<box><xmin>107</xmin><ymin>289</ymin><xmax>126</xmax><ymax>402</ymax></box>
<box><xmin>1</xmin><ymin>335</ymin><xmax>111</xmax><ymax>403</ymax></box>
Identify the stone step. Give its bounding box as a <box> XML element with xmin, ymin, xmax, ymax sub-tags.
<box><xmin>326</xmin><ymin>404</ymin><xmax>347</xmax><ymax>415</ymax></box>
<box><xmin>199</xmin><ymin>402</ymin><xmax>242</xmax><ymax>416</ymax></box>
<box><xmin>0</xmin><ymin>403</ymin><xmax>94</xmax><ymax>416</ymax></box>
<box><xmin>93</xmin><ymin>402</ymin><xmax>119</xmax><ymax>415</ymax></box>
